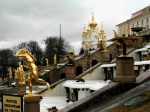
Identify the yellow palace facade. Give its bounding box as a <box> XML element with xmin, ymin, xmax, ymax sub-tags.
<box><xmin>117</xmin><ymin>6</ymin><xmax>150</xmax><ymax>37</ymax></box>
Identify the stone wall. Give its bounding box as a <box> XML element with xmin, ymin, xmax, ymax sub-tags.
<box><xmin>41</xmin><ymin>43</ymin><xmax>120</xmax><ymax>84</ymax></box>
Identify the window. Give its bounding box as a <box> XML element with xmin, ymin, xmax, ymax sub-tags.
<box><xmin>146</xmin><ymin>25</ymin><xmax>149</xmax><ymax>30</ymax></box>
<box><xmin>141</xmin><ymin>19</ymin><xmax>143</xmax><ymax>24</ymax></box>
<box><xmin>146</xmin><ymin>17</ymin><xmax>149</xmax><ymax>22</ymax></box>
<box><xmin>137</xmin><ymin>21</ymin><xmax>139</xmax><ymax>26</ymax></box>
<box><xmin>132</xmin><ymin>23</ymin><xmax>134</xmax><ymax>28</ymax></box>
<box><xmin>123</xmin><ymin>27</ymin><xmax>125</xmax><ymax>31</ymax></box>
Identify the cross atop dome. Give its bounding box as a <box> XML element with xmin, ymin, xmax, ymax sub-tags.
<box><xmin>100</xmin><ymin>22</ymin><xmax>104</xmax><ymax>34</ymax></box>
<box><xmin>89</xmin><ymin>12</ymin><xmax>97</xmax><ymax>28</ymax></box>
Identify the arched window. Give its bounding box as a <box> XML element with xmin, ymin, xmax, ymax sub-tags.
<box><xmin>76</xmin><ymin>66</ymin><xmax>83</xmax><ymax>76</ymax></box>
<box><xmin>91</xmin><ymin>60</ymin><xmax>98</xmax><ymax>67</ymax></box>
<box><xmin>45</xmin><ymin>78</ymin><xmax>51</xmax><ymax>84</ymax></box>
<box><xmin>60</xmin><ymin>73</ymin><xmax>66</xmax><ymax>79</ymax></box>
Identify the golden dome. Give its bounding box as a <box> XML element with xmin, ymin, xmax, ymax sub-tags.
<box><xmin>100</xmin><ymin>22</ymin><xmax>104</xmax><ymax>34</ymax></box>
<box><xmin>83</xmin><ymin>25</ymin><xmax>87</xmax><ymax>34</ymax></box>
<box><xmin>89</xmin><ymin>14</ymin><xmax>97</xmax><ymax>27</ymax></box>
<box><xmin>87</xmin><ymin>21</ymin><xmax>91</xmax><ymax>32</ymax></box>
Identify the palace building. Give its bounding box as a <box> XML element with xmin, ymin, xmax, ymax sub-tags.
<box><xmin>117</xmin><ymin>6</ymin><xmax>150</xmax><ymax>37</ymax></box>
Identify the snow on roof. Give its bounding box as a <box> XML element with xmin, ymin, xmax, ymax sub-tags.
<box><xmin>101</xmin><ymin>63</ymin><xmax>116</xmax><ymax>67</ymax></box>
<box><xmin>135</xmin><ymin>48</ymin><xmax>148</xmax><ymax>52</ymax></box>
<box><xmin>100</xmin><ymin>60</ymin><xmax>150</xmax><ymax>67</ymax></box>
<box><xmin>63</xmin><ymin>80</ymin><xmax>109</xmax><ymax>91</ymax></box>
<box><xmin>134</xmin><ymin>60</ymin><xmax>150</xmax><ymax>65</ymax></box>
<box><xmin>145</xmin><ymin>46</ymin><xmax>150</xmax><ymax>49</ymax></box>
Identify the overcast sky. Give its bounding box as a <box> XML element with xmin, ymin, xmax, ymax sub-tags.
<box><xmin>0</xmin><ymin>0</ymin><xmax>149</xmax><ymax>54</ymax></box>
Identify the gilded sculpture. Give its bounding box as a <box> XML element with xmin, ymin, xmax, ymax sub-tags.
<box><xmin>16</xmin><ymin>48</ymin><xmax>50</xmax><ymax>95</ymax></box>
<box><xmin>45</xmin><ymin>58</ymin><xmax>49</xmax><ymax>67</ymax></box>
<box><xmin>113</xmin><ymin>30</ymin><xmax>121</xmax><ymax>45</ymax></box>
<box><xmin>18</xmin><ymin>62</ymin><xmax>26</xmax><ymax>84</ymax></box>
<box><xmin>95</xmin><ymin>35</ymin><xmax>100</xmax><ymax>44</ymax></box>
<box><xmin>83</xmin><ymin>40</ymin><xmax>89</xmax><ymax>51</ymax></box>
<box><xmin>102</xmin><ymin>33</ymin><xmax>106</xmax><ymax>49</ymax></box>
<box><xmin>72</xmin><ymin>47</ymin><xmax>75</xmax><ymax>56</ymax></box>
<box><xmin>8</xmin><ymin>67</ymin><xmax>12</xmax><ymax>78</ymax></box>
<box><xmin>113</xmin><ymin>30</ymin><xmax>118</xmax><ymax>37</ymax></box>
<box><xmin>85</xmin><ymin>42</ymin><xmax>89</xmax><ymax>51</ymax></box>
<box><xmin>54</xmin><ymin>54</ymin><xmax>57</xmax><ymax>64</ymax></box>
<box><xmin>15</xmin><ymin>68</ymin><xmax>19</xmax><ymax>78</ymax></box>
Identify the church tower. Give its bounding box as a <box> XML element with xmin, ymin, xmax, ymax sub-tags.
<box><xmin>82</xmin><ymin>13</ymin><xmax>107</xmax><ymax>51</ymax></box>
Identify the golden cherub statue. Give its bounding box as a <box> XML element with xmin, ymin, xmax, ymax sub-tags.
<box><xmin>83</xmin><ymin>40</ymin><xmax>89</xmax><ymax>51</ymax></box>
<box><xmin>95</xmin><ymin>35</ymin><xmax>100</xmax><ymax>44</ymax></box>
<box><xmin>72</xmin><ymin>47</ymin><xmax>75</xmax><ymax>56</ymax></box>
<box><xmin>45</xmin><ymin>58</ymin><xmax>49</xmax><ymax>67</ymax></box>
<box><xmin>113</xmin><ymin>30</ymin><xmax>118</xmax><ymax>37</ymax></box>
<box><xmin>8</xmin><ymin>67</ymin><xmax>12</xmax><ymax>78</ymax></box>
<box><xmin>54</xmin><ymin>54</ymin><xmax>57</xmax><ymax>65</ymax></box>
<box><xmin>15</xmin><ymin>68</ymin><xmax>19</xmax><ymax>78</ymax></box>
<box><xmin>16</xmin><ymin>48</ymin><xmax>50</xmax><ymax>96</ymax></box>
<box><xmin>18</xmin><ymin>62</ymin><xmax>26</xmax><ymax>84</ymax></box>
<box><xmin>102</xmin><ymin>33</ymin><xmax>106</xmax><ymax>49</ymax></box>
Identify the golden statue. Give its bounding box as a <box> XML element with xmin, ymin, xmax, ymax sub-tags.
<box><xmin>113</xmin><ymin>30</ymin><xmax>118</xmax><ymax>37</ymax></box>
<box><xmin>72</xmin><ymin>47</ymin><xmax>75</xmax><ymax>56</ymax></box>
<box><xmin>95</xmin><ymin>35</ymin><xmax>100</xmax><ymax>44</ymax></box>
<box><xmin>112</xmin><ymin>30</ymin><xmax>121</xmax><ymax>45</ymax></box>
<box><xmin>15</xmin><ymin>68</ymin><xmax>19</xmax><ymax>78</ymax></box>
<box><xmin>70</xmin><ymin>88</ymin><xmax>76</xmax><ymax>101</ymax></box>
<box><xmin>45</xmin><ymin>58</ymin><xmax>49</xmax><ymax>67</ymax></box>
<box><xmin>54</xmin><ymin>54</ymin><xmax>57</xmax><ymax>65</ymax></box>
<box><xmin>8</xmin><ymin>67</ymin><xmax>12</xmax><ymax>78</ymax></box>
<box><xmin>83</xmin><ymin>40</ymin><xmax>89</xmax><ymax>51</ymax></box>
<box><xmin>85</xmin><ymin>42</ymin><xmax>89</xmax><ymax>51</ymax></box>
<box><xmin>16</xmin><ymin>48</ymin><xmax>50</xmax><ymax>95</ymax></box>
<box><xmin>134</xmin><ymin>32</ymin><xmax>139</xmax><ymax>36</ymax></box>
<box><xmin>18</xmin><ymin>62</ymin><xmax>26</xmax><ymax>84</ymax></box>
<box><xmin>102</xmin><ymin>33</ymin><xmax>106</xmax><ymax>49</ymax></box>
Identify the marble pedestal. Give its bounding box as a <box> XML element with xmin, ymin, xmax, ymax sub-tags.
<box><xmin>8</xmin><ymin>77</ymin><xmax>13</xmax><ymax>84</ymax></box>
<box><xmin>115</xmin><ymin>57</ymin><xmax>136</xmax><ymax>83</ymax></box>
<box><xmin>18</xmin><ymin>82</ymin><xmax>26</xmax><ymax>95</ymax></box>
<box><xmin>24</xmin><ymin>95</ymin><xmax>41</xmax><ymax>112</ymax></box>
<box><xmin>15</xmin><ymin>78</ymin><xmax>19</xmax><ymax>87</ymax></box>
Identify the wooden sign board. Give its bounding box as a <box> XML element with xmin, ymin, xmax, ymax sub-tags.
<box><xmin>2</xmin><ymin>94</ymin><xmax>23</xmax><ymax>112</ymax></box>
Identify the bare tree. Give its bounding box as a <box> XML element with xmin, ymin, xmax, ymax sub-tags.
<box><xmin>0</xmin><ymin>48</ymin><xmax>16</xmax><ymax>79</ymax></box>
<box><xmin>15</xmin><ymin>41</ymin><xmax>43</xmax><ymax>65</ymax></box>
<box><xmin>79</xmin><ymin>47</ymin><xmax>84</xmax><ymax>55</ymax></box>
<box><xmin>27</xmin><ymin>41</ymin><xmax>43</xmax><ymax>65</ymax></box>
<box><xmin>44</xmin><ymin>37</ymin><xmax>71</xmax><ymax>64</ymax></box>
<box><xmin>17</xmin><ymin>41</ymin><xmax>28</xmax><ymax>49</ymax></box>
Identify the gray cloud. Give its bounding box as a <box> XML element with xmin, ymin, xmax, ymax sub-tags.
<box><xmin>0</xmin><ymin>0</ymin><xmax>149</xmax><ymax>53</ymax></box>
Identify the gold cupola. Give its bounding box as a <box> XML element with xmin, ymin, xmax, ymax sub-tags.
<box><xmin>100</xmin><ymin>22</ymin><xmax>104</xmax><ymax>34</ymax></box>
<box><xmin>82</xmin><ymin>25</ymin><xmax>87</xmax><ymax>36</ymax></box>
<box><xmin>87</xmin><ymin>21</ymin><xmax>91</xmax><ymax>32</ymax></box>
<box><xmin>89</xmin><ymin>14</ymin><xmax>97</xmax><ymax>28</ymax></box>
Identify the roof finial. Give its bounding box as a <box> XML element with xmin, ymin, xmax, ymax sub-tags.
<box><xmin>84</xmin><ymin>24</ymin><xmax>86</xmax><ymax>30</ymax></box>
<box><xmin>89</xmin><ymin>12</ymin><xmax>97</xmax><ymax>27</ymax></box>
<box><xmin>87</xmin><ymin>21</ymin><xmax>91</xmax><ymax>32</ymax></box>
<box><xmin>72</xmin><ymin>47</ymin><xmax>75</xmax><ymax>56</ymax></box>
<box><xmin>92</xmin><ymin>12</ymin><xmax>94</xmax><ymax>21</ymax></box>
<box><xmin>101</xmin><ymin>22</ymin><xmax>103</xmax><ymax>28</ymax></box>
<box><xmin>100</xmin><ymin>22</ymin><xmax>104</xmax><ymax>34</ymax></box>
<box><xmin>83</xmin><ymin>24</ymin><xmax>87</xmax><ymax>35</ymax></box>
